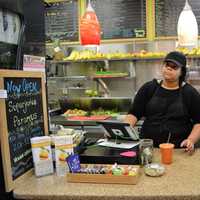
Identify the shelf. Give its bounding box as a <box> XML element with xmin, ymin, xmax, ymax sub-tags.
<box><xmin>48</xmin><ymin>59</ymin><xmax>107</xmax><ymax>64</ymax></box>
<box><xmin>93</xmin><ymin>74</ymin><xmax>129</xmax><ymax>79</ymax></box>
<box><xmin>48</xmin><ymin>75</ymin><xmax>132</xmax><ymax>80</ymax></box>
<box><xmin>47</xmin><ymin>56</ymin><xmax>200</xmax><ymax>64</ymax></box>
<box><xmin>60</xmin><ymin>97</ymin><xmax>132</xmax><ymax>100</ymax></box>
<box><xmin>47</xmin><ymin>57</ymin><xmax>165</xmax><ymax>64</ymax></box>
<box><xmin>49</xmin><ymin>108</ymin><xmax>61</xmax><ymax>113</ymax></box>
<box><xmin>188</xmin><ymin>79</ymin><xmax>200</xmax><ymax>83</ymax></box>
<box><xmin>188</xmin><ymin>79</ymin><xmax>200</xmax><ymax>85</ymax></box>
<box><xmin>188</xmin><ymin>78</ymin><xmax>200</xmax><ymax>80</ymax></box>
<box><xmin>187</xmin><ymin>56</ymin><xmax>200</xmax><ymax>59</ymax></box>
<box><xmin>48</xmin><ymin>76</ymin><xmax>89</xmax><ymax>81</ymax></box>
<box><xmin>67</xmin><ymin>87</ymin><xmax>89</xmax><ymax>90</ymax></box>
<box><xmin>188</xmin><ymin>67</ymin><xmax>200</xmax><ymax>71</ymax></box>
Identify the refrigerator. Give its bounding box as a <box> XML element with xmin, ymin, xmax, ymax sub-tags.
<box><xmin>0</xmin><ymin>0</ymin><xmax>45</xmax><ymax>70</ymax></box>
<box><xmin>0</xmin><ymin>0</ymin><xmax>45</xmax><ymax>197</ymax></box>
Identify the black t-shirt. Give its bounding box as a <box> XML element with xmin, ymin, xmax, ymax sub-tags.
<box><xmin>129</xmin><ymin>79</ymin><xmax>200</xmax><ymax>125</ymax></box>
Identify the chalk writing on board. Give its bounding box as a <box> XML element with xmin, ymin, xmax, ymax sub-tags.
<box><xmin>90</xmin><ymin>0</ymin><xmax>146</xmax><ymax>40</ymax></box>
<box><xmin>5</xmin><ymin>77</ymin><xmax>44</xmax><ymax>180</ymax></box>
<box><xmin>45</xmin><ymin>0</ymin><xmax>78</xmax><ymax>42</ymax></box>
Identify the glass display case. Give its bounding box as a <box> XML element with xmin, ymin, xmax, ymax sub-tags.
<box><xmin>46</xmin><ymin>58</ymin><xmax>137</xmax><ymax>113</ymax></box>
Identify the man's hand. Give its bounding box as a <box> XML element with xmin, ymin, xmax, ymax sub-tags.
<box><xmin>180</xmin><ymin>139</ymin><xmax>194</xmax><ymax>153</ymax></box>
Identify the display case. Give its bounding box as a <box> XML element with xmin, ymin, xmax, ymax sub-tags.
<box><xmin>46</xmin><ymin>58</ymin><xmax>137</xmax><ymax>114</ymax></box>
<box><xmin>46</xmin><ymin>55</ymin><xmax>200</xmax><ymax>117</ymax></box>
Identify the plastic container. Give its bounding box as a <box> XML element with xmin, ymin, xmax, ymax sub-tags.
<box><xmin>144</xmin><ymin>163</ymin><xmax>165</xmax><ymax>177</ymax></box>
<box><xmin>139</xmin><ymin>139</ymin><xmax>153</xmax><ymax>165</ymax></box>
<box><xmin>159</xmin><ymin>143</ymin><xmax>175</xmax><ymax>164</ymax></box>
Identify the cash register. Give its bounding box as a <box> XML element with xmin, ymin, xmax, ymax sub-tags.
<box><xmin>79</xmin><ymin>121</ymin><xmax>140</xmax><ymax>165</ymax></box>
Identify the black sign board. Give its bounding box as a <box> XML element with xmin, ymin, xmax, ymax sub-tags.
<box><xmin>0</xmin><ymin>70</ymin><xmax>48</xmax><ymax>192</ymax></box>
<box><xmin>155</xmin><ymin>0</ymin><xmax>200</xmax><ymax>37</ymax></box>
<box><xmin>5</xmin><ymin>77</ymin><xmax>44</xmax><ymax>180</ymax></box>
<box><xmin>90</xmin><ymin>0</ymin><xmax>146</xmax><ymax>40</ymax></box>
<box><xmin>45</xmin><ymin>0</ymin><xmax>78</xmax><ymax>42</ymax></box>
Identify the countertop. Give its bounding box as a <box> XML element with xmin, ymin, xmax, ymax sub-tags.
<box><xmin>14</xmin><ymin>149</ymin><xmax>200</xmax><ymax>200</ymax></box>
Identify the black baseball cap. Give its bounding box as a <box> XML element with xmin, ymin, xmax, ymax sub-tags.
<box><xmin>164</xmin><ymin>51</ymin><xmax>186</xmax><ymax>68</ymax></box>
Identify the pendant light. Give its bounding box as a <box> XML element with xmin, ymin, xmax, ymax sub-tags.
<box><xmin>80</xmin><ymin>0</ymin><xmax>101</xmax><ymax>47</ymax></box>
<box><xmin>177</xmin><ymin>0</ymin><xmax>198</xmax><ymax>47</ymax></box>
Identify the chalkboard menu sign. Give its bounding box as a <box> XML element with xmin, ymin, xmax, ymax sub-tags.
<box><xmin>155</xmin><ymin>0</ymin><xmax>200</xmax><ymax>37</ymax></box>
<box><xmin>90</xmin><ymin>0</ymin><xmax>146</xmax><ymax>40</ymax></box>
<box><xmin>45</xmin><ymin>0</ymin><xmax>78</xmax><ymax>42</ymax></box>
<box><xmin>5</xmin><ymin>77</ymin><xmax>44</xmax><ymax>180</ymax></box>
<box><xmin>0</xmin><ymin>70</ymin><xmax>48</xmax><ymax>192</ymax></box>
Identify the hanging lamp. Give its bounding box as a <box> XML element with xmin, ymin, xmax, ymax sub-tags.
<box><xmin>80</xmin><ymin>0</ymin><xmax>101</xmax><ymax>47</ymax></box>
<box><xmin>177</xmin><ymin>0</ymin><xmax>198</xmax><ymax>47</ymax></box>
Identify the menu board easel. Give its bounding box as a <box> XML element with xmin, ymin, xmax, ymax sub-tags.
<box><xmin>0</xmin><ymin>70</ymin><xmax>48</xmax><ymax>192</ymax></box>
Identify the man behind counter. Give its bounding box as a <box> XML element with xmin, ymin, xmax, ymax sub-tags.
<box><xmin>124</xmin><ymin>51</ymin><xmax>200</xmax><ymax>153</ymax></box>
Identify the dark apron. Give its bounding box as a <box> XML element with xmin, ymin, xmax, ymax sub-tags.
<box><xmin>141</xmin><ymin>82</ymin><xmax>192</xmax><ymax>148</ymax></box>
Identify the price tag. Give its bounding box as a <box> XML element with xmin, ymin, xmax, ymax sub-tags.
<box><xmin>0</xmin><ymin>89</ymin><xmax>7</xmax><ymax>99</ymax></box>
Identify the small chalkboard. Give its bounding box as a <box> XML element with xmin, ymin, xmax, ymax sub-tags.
<box><xmin>0</xmin><ymin>70</ymin><xmax>48</xmax><ymax>192</ymax></box>
<box><xmin>155</xmin><ymin>0</ymin><xmax>200</xmax><ymax>37</ymax></box>
<box><xmin>45</xmin><ymin>0</ymin><xmax>79</xmax><ymax>42</ymax></box>
<box><xmin>90</xmin><ymin>0</ymin><xmax>146</xmax><ymax>40</ymax></box>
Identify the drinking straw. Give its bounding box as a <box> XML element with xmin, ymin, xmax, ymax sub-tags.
<box><xmin>167</xmin><ymin>132</ymin><xmax>171</xmax><ymax>143</ymax></box>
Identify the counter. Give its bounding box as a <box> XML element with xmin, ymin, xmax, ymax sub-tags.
<box><xmin>14</xmin><ymin>149</ymin><xmax>200</xmax><ymax>200</ymax></box>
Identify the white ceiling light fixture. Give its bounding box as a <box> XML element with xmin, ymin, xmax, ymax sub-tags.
<box><xmin>177</xmin><ymin>0</ymin><xmax>198</xmax><ymax>47</ymax></box>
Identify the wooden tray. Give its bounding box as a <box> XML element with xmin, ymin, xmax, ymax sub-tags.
<box><xmin>67</xmin><ymin>164</ymin><xmax>140</xmax><ymax>185</ymax></box>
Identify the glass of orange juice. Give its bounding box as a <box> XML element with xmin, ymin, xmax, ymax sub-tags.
<box><xmin>159</xmin><ymin>143</ymin><xmax>175</xmax><ymax>164</ymax></box>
